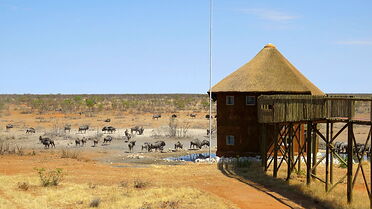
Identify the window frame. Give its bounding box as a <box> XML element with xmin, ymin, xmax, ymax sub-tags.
<box><xmin>226</xmin><ymin>96</ymin><xmax>234</xmax><ymax>105</ymax></box>
<box><xmin>246</xmin><ymin>96</ymin><xmax>256</xmax><ymax>106</ymax></box>
<box><xmin>226</xmin><ymin>135</ymin><xmax>235</xmax><ymax>145</ymax></box>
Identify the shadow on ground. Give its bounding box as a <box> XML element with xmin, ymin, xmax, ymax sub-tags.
<box><xmin>218</xmin><ymin>162</ymin><xmax>333</xmax><ymax>209</ymax></box>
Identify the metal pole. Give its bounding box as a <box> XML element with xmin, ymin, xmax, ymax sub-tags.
<box><xmin>208</xmin><ymin>0</ymin><xmax>213</xmax><ymax>160</ymax></box>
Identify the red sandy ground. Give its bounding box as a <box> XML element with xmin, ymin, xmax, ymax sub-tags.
<box><xmin>0</xmin><ymin>151</ymin><xmax>308</xmax><ymax>209</ymax></box>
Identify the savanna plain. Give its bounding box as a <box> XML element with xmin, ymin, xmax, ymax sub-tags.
<box><xmin>0</xmin><ymin>94</ymin><xmax>370</xmax><ymax>209</ymax></box>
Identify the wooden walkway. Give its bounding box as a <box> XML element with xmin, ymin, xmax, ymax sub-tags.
<box><xmin>257</xmin><ymin>95</ymin><xmax>372</xmax><ymax>207</ymax></box>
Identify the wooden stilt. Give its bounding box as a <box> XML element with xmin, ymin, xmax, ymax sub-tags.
<box><xmin>370</xmin><ymin>101</ymin><xmax>372</xmax><ymax>209</ymax></box>
<box><xmin>287</xmin><ymin>123</ymin><xmax>293</xmax><ymax>181</ymax></box>
<box><xmin>273</xmin><ymin>124</ymin><xmax>278</xmax><ymax>178</ymax></box>
<box><xmin>325</xmin><ymin>121</ymin><xmax>329</xmax><ymax>192</ymax></box>
<box><xmin>312</xmin><ymin>123</ymin><xmax>318</xmax><ymax>179</ymax></box>
<box><xmin>307</xmin><ymin>122</ymin><xmax>312</xmax><ymax>185</ymax></box>
<box><xmin>298</xmin><ymin>124</ymin><xmax>301</xmax><ymax>175</ymax></box>
<box><xmin>347</xmin><ymin>122</ymin><xmax>353</xmax><ymax>203</ymax></box>
<box><xmin>261</xmin><ymin>124</ymin><xmax>267</xmax><ymax>170</ymax></box>
<box><xmin>330</xmin><ymin>122</ymin><xmax>334</xmax><ymax>185</ymax></box>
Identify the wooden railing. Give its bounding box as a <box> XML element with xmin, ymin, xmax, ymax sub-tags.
<box><xmin>257</xmin><ymin>95</ymin><xmax>371</xmax><ymax>123</ymax></box>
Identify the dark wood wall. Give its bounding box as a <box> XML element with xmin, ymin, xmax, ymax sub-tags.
<box><xmin>216</xmin><ymin>92</ymin><xmax>309</xmax><ymax>157</ymax></box>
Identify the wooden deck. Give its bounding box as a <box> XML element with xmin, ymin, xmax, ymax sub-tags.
<box><xmin>257</xmin><ymin>95</ymin><xmax>372</xmax><ymax>207</ymax></box>
<box><xmin>257</xmin><ymin>95</ymin><xmax>372</xmax><ymax>124</ymax></box>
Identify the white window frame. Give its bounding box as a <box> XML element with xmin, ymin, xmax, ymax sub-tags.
<box><xmin>246</xmin><ymin>96</ymin><xmax>256</xmax><ymax>105</ymax></box>
<box><xmin>226</xmin><ymin>135</ymin><xmax>235</xmax><ymax>145</ymax></box>
<box><xmin>226</xmin><ymin>96</ymin><xmax>234</xmax><ymax>105</ymax></box>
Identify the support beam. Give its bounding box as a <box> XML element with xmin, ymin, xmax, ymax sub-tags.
<box><xmin>330</xmin><ymin>122</ymin><xmax>334</xmax><ymax>185</ymax></box>
<box><xmin>325</xmin><ymin>121</ymin><xmax>329</xmax><ymax>192</ymax></box>
<box><xmin>347</xmin><ymin>122</ymin><xmax>353</xmax><ymax>203</ymax></box>
<box><xmin>298</xmin><ymin>124</ymin><xmax>301</xmax><ymax>175</ymax></box>
<box><xmin>287</xmin><ymin>123</ymin><xmax>293</xmax><ymax>181</ymax></box>
<box><xmin>307</xmin><ymin>122</ymin><xmax>312</xmax><ymax>185</ymax></box>
<box><xmin>261</xmin><ymin>124</ymin><xmax>267</xmax><ymax>170</ymax></box>
<box><xmin>273</xmin><ymin>124</ymin><xmax>278</xmax><ymax>178</ymax></box>
<box><xmin>312</xmin><ymin>123</ymin><xmax>318</xmax><ymax>179</ymax></box>
<box><xmin>370</xmin><ymin>101</ymin><xmax>372</xmax><ymax>209</ymax></box>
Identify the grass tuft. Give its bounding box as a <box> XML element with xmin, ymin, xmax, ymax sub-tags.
<box><xmin>89</xmin><ymin>198</ymin><xmax>101</xmax><ymax>207</ymax></box>
<box><xmin>61</xmin><ymin>149</ymin><xmax>80</xmax><ymax>159</ymax></box>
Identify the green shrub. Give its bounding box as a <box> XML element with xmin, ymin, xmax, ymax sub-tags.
<box><xmin>35</xmin><ymin>168</ymin><xmax>64</xmax><ymax>186</ymax></box>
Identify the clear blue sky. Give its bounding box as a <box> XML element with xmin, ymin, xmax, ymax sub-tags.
<box><xmin>0</xmin><ymin>0</ymin><xmax>371</xmax><ymax>94</ymax></box>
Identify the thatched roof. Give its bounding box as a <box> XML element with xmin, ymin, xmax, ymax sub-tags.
<box><xmin>211</xmin><ymin>44</ymin><xmax>324</xmax><ymax>95</ymax></box>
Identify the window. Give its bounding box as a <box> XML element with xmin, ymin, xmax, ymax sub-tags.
<box><xmin>226</xmin><ymin>135</ymin><xmax>235</xmax><ymax>145</ymax></box>
<box><xmin>246</xmin><ymin>96</ymin><xmax>256</xmax><ymax>105</ymax></box>
<box><xmin>226</xmin><ymin>96</ymin><xmax>234</xmax><ymax>105</ymax></box>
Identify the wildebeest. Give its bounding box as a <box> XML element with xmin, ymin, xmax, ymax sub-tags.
<box><xmin>75</xmin><ymin>139</ymin><xmax>81</xmax><ymax>146</ymax></box>
<box><xmin>6</xmin><ymin>124</ymin><xmax>13</xmax><ymax>130</ymax></box>
<box><xmin>128</xmin><ymin>141</ymin><xmax>136</xmax><ymax>152</ymax></box>
<box><xmin>152</xmin><ymin>114</ymin><xmax>161</xmax><ymax>120</ymax></box>
<box><xmin>207</xmin><ymin>127</ymin><xmax>216</xmax><ymax>135</ymax></box>
<box><xmin>148</xmin><ymin>141</ymin><xmax>166</xmax><ymax>152</ymax></box>
<box><xmin>93</xmin><ymin>139</ymin><xmax>99</xmax><ymax>147</ymax></box>
<box><xmin>64</xmin><ymin>125</ymin><xmax>71</xmax><ymax>133</ymax></box>
<box><xmin>81</xmin><ymin>137</ymin><xmax>87</xmax><ymax>146</ymax></box>
<box><xmin>104</xmin><ymin>118</ymin><xmax>111</xmax><ymax>122</ymax></box>
<box><xmin>26</xmin><ymin>127</ymin><xmax>35</xmax><ymax>134</ymax></box>
<box><xmin>174</xmin><ymin>141</ymin><xmax>183</xmax><ymax>150</ymax></box>
<box><xmin>131</xmin><ymin>126</ymin><xmax>144</xmax><ymax>135</ymax></box>
<box><xmin>189</xmin><ymin>113</ymin><xmax>196</xmax><ymax>118</ymax></box>
<box><xmin>190</xmin><ymin>139</ymin><xmax>202</xmax><ymax>149</ymax></box>
<box><xmin>124</xmin><ymin>129</ymin><xmax>132</xmax><ymax>141</ymax></box>
<box><xmin>335</xmin><ymin>142</ymin><xmax>348</xmax><ymax>154</ymax></box>
<box><xmin>103</xmin><ymin>135</ymin><xmax>113</xmax><ymax>144</ymax></box>
<box><xmin>142</xmin><ymin>142</ymin><xmax>150</xmax><ymax>151</ymax></box>
<box><xmin>171</xmin><ymin>114</ymin><xmax>177</xmax><ymax>118</ymax></box>
<box><xmin>102</xmin><ymin>126</ymin><xmax>116</xmax><ymax>134</ymax></box>
<box><xmin>78</xmin><ymin>125</ymin><xmax>89</xmax><ymax>133</ymax></box>
<box><xmin>39</xmin><ymin>136</ymin><xmax>55</xmax><ymax>148</ymax></box>
<box><xmin>205</xmin><ymin>114</ymin><xmax>213</xmax><ymax>119</ymax></box>
<box><xmin>201</xmin><ymin>139</ymin><xmax>210</xmax><ymax>148</ymax></box>
<box><xmin>354</xmin><ymin>143</ymin><xmax>366</xmax><ymax>155</ymax></box>
<box><xmin>190</xmin><ymin>139</ymin><xmax>208</xmax><ymax>149</ymax></box>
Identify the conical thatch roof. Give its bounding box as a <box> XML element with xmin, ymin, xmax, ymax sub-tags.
<box><xmin>211</xmin><ymin>44</ymin><xmax>324</xmax><ymax>95</ymax></box>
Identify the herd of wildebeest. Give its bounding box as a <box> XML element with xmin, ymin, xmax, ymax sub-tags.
<box><xmin>4</xmin><ymin>113</ymin><xmax>215</xmax><ymax>153</ymax></box>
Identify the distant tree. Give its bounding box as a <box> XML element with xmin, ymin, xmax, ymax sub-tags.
<box><xmin>85</xmin><ymin>98</ymin><xmax>96</xmax><ymax>116</ymax></box>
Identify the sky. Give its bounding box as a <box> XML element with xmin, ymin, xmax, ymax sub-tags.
<box><xmin>0</xmin><ymin>0</ymin><xmax>372</xmax><ymax>94</ymax></box>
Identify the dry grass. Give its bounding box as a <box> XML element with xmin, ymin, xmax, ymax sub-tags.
<box><xmin>60</xmin><ymin>149</ymin><xmax>80</xmax><ymax>159</ymax></box>
<box><xmin>0</xmin><ymin>174</ymin><xmax>236</xmax><ymax>209</ymax></box>
<box><xmin>227</xmin><ymin>161</ymin><xmax>370</xmax><ymax>209</ymax></box>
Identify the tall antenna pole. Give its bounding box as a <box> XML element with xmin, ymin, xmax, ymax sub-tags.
<box><xmin>208</xmin><ymin>0</ymin><xmax>213</xmax><ymax>160</ymax></box>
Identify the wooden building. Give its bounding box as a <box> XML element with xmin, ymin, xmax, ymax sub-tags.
<box><xmin>210</xmin><ymin>44</ymin><xmax>324</xmax><ymax>157</ymax></box>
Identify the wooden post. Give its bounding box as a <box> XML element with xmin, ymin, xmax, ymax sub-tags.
<box><xmin>325</xmin><ymin>121</ymin><xmax>329</xmax><ymax>192</ymax></box>
<box><xmin>273</xmin><ymin>124</ymin><xmax>278</xmax><ymax>178</ymax></box>
<box><xmin>307</xmin><ymin>122</ymin><xmax>312</xmax><ymax>185</ymax></box>
<box><xmin>330</xmin><ymin>122</ymin><xmax>334</xmax><ymax>185</ymax></box>
<box><xmin>370</xmin><ymin>101</ymin><xmax>372</xmax><ymax>209</ymax></box>
<box><xmin>298</xmin><ymin>124</ymin><xmax>301</xmax><ymax>175</ymax></box>
<box><xmin>347</xmin><ymin>122</ymin><xmax>353</xmax><ymax>203</ymax></box>
<box><xmin>312</xmin><ymin>123</ymin><xmax>318</xmax><ymax>178</ymax></box>
<box><xmin>261</xmin><ymin>124</ymin><xmax>267</xmax><ymax>170</ymax></box>
<box><xmin>287</xmin><ymin>123</ymin><xmax>293</xmax><ymax>181</ymax></box>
